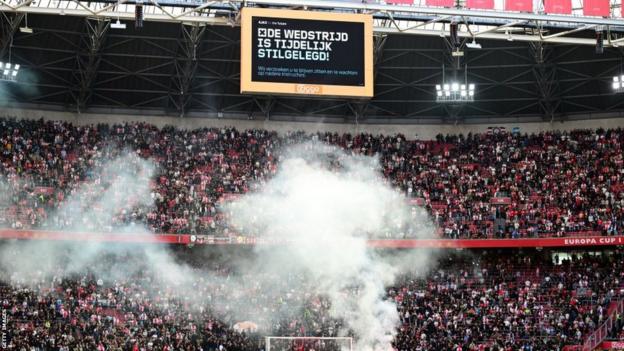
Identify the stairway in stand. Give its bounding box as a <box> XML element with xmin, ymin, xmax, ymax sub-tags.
<box><xmin>581</xmin><ymin>299</ymin><xmax>624</xmax><ymax>351</ymax></box>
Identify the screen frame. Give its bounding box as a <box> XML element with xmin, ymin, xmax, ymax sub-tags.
<box><xmin>240</xmin><ymin>7</ymin><xmax>374</xmax><ymax>98</ymax></box>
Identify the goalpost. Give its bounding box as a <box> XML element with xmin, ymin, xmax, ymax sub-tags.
<box><xmin>265</xmin><ymin>336</ymin><xmax>353</xmax><ymax>351</ymax></box>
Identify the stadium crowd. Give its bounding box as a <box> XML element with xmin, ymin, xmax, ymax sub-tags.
<box><xmin>0</xmin><ymin>249</ymin><xmax>622</xmax><ymax>351</ymax></box>
<box><xmin>1</xmin><ymin>117</ymin><xmax>624</xmax><ymax>238</ymax></box>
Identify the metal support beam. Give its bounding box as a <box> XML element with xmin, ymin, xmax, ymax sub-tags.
<box><xmin>171</xmin><ymin>23</ymin><xmax>205</xmax><ymax>117</ymax></box>
<box><xmin>442</xmin><ymin>104</ymin><xmax>464</xmax><ymax>124</ymax></box>
<box><xmin>530</xmin><ymin>42</ymin><xmax>560</xmax><ymax>122</ymax></box>
<box><xmin>0</xmin><ymin>0</ymin><xmax>622</xmax><ymax>46</ymax></box>
<box><xmin>373</xmin><ymin>34</ymin><xmax>387</xmax><ymax>80</ymax></box>
<box><xmin>73</xmin><ymin>18</ymin><xmax>109</xmax><ymax>111</ymax></box>
<box><xmin>443</xmin><ymin>33</ymin><xmax>462</xmax><ymax>70</ymax></box>
<box><xmin>375</xmin><ymin>27</ymin><xmax>605</xmax><ymax>46</ymax></box>
<box><xmin>347</xmin><ymin>101</ymin><xmax>367</xmax><ymax>123</ymax></box>
<box><xmin>241</xmin><ymin>0</ymin><xmax>624</xmax><ymax>26</ymax></box>
<box><xmin>0</xmin><ymin>12</ymin><xmax>24</xmax><ymax>60</ymax></box>
<box><xmin>346</xmin><ymin>34</ymin><xmax>389</xmax><ymax>122</ymax></box>
<box><xmin>252</xmin><ymin>96</ymin><xmax>275</xmax><ymax>120</ymax></box>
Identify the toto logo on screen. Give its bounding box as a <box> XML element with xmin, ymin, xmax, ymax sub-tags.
<box><xmin>295</xmin><ymin>84</ymin><xmax>322</xmax><ymax>95</ymax></box>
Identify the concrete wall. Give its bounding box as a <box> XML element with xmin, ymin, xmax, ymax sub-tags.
<box><xmin>3</xmin><ymin>106</ymin><xmax>624</xmax><ymax>140</ymax></box>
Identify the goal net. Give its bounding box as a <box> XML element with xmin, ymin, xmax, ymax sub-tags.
<box><xmin>265</xmin><ymin>337</ymin><xmax>353</xmax><ymax>351</ymax></box>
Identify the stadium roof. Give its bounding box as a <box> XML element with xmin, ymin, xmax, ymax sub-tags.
<box><xmin>0</xmin><ymin>0</ymin><xmax>623</xmax><ymax>124</ymax></box>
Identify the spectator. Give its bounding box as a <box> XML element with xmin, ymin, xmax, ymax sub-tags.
<box><xmin>1</xmin><ymin>118</ymin><xmax>624</xmax><ymax>239</ymax></box>
<box><xmin>0</xmin><ymin>247</ymin><xmax>622</xmax><ymax>350</ymax></box>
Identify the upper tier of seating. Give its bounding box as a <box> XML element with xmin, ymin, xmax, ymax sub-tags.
<box><xmin>1</xmin><ymin>117</ymin><xmax>623</xmax><ymax>239</ymax></box>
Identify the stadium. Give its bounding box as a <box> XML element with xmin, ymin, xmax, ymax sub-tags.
<box><xmin>1</xmin><ymin>0</ymin><xmax>624</xmax><ymax>350</ymax></box>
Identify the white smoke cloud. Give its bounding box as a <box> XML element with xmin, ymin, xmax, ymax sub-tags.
<box><xmin>227</xmin><ymin>142</ymin><xmax>436</xmax><ymax>351</ymax></box>
<box><xmin>0</xmin><ymin>175</ymin><xmax>12</xmax><ymax>228</ymax></box>
<box><xmin>0</xmin><ymin>141</ymin><xmax>438</xmax><ymax>351</ymax></box>
<box><xmin>0</xmin><ymin>151</ymin><xmax>198</xmax><ymax>290</ymax></box>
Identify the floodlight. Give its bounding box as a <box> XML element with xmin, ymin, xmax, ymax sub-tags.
<box><xmin>0</xmin><ymin>61</ymin><xmax>21</xmax><ymax>81</ymax></box>
<box><xmin>613</xmin><ymin>74</ymin><xmax>624</xmax><ymax>93</ymax></box>
<box><xmin>436</xmin><ymin>65</ymin><xmax>475</xmax><ymax>103</ymax></box>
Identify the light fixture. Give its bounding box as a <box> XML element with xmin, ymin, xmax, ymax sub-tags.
<box><xmin>0</xmin><ymin>61</ymin><xmax>21</xmax><ymax>82</ymax></box>
<box><xmin>435</xmin><ymin>65</ymin><xmax>475</xmax><ymax>103</ymax></box>
<box><xmin>111</xmin><ymin>18</ymin><xmax>126</xmax><ymax>29</ymax></box>
<box><xmin>613</xmin><ymin>57</ymin><xmax>624</xmax><ymax>93</ymax></box>
<box><xmin>451</xmin><ymin>49</ymin><xmax>464</xmax><ymax>57</ymax></box>
<box><xmin>506</xmin><ymin>30</ymin><xmax>513</xmax><ymax>42</ymax></box>
<box><xmin>613</xmin><ymin>75</ymin><xmax>624</xmax><ymax>93</ymax></box>
<box><xmin>466</xmin><ymin>38</ymin><xmax>482</xmax><ymax>49</ymax></box>
<box><xmin>20</xmin><ymin>13</ymin><xmax>33</xmax><ymax>33</ymax></box>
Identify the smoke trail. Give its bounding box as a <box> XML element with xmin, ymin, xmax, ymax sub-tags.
<box><xmin>0</xmin><ymin>151</ymin><xmax>198</xmax><ymax>290</ymax></box>
<box><xmin>0</xmin><ymin>175</ymin><xmax>16</xmax><ymax>231</ymax></box>
<box><xmin>227</xmin><ymin>142</ymin><xmax>436</xmax><ymax>351</ymax></box>
<box><xmin>0</xmin><ymin>175</ymin><xmax>11</xmax><ymax>208</ymax></box>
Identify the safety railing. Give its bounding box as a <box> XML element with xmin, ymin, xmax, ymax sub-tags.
<box><xmin>583</xmin><ymin>299</ymin><xmax>624</xmax><ymax>351</ymax></box>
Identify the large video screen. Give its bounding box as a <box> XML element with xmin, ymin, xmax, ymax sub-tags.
<box><xmin>240</xmin><ymin>8</ymin><xmax>373</xmax><ymax>98</ymax></box>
